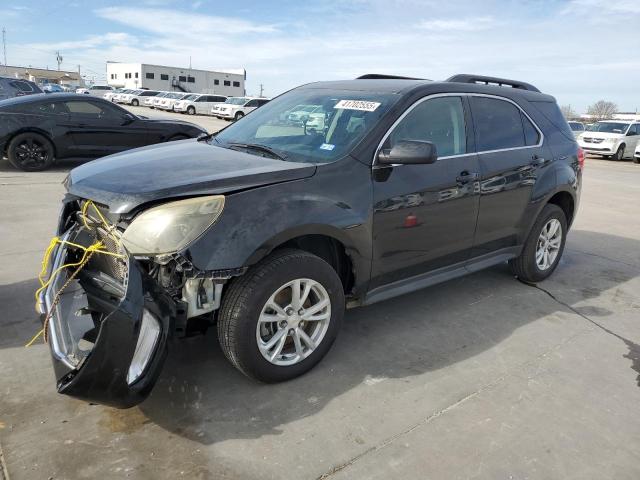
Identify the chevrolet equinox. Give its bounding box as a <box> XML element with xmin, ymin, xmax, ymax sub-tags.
<box><xmin>37</xmin><ymin>74</ymin><xmax>583</xmax><ymax>408</ymax></box>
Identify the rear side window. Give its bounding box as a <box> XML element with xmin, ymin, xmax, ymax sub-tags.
<box><xmin>521</xmin><ymin>112</ymin><xmax>540</xmax><ymax>146</ymax></box>
<box><xmin>470</xmin><ymin>96</ymin><xmax>527</xmax><ymax>151</ymax></box>
<box><xmin>387</xmin><ymin>96</ymin><xmax>467</xmax><ymax>157</ymax></box>
<box><xmin>531</xmin><ymin>101</ymin><xmax>574</xmax><ymax>139</ymax></box>
<box><xmin>10</xmin><ymin>81</ymin><xmax>35</xmax><ymax>93</ymax></box>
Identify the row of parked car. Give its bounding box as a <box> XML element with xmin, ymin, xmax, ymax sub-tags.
<box><xmin>101</xmin><ymin>88</ymin><xmax>270</xmax><ymax>121</ymax></box>
<box><xmin>569</xmin><ymin>120</ymin><xmax>640</xmax><ymax>163</ymax></box>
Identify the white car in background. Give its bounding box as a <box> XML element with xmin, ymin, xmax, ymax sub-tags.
<box><xmin>104</xmin><ymin>88</ymin><xmax>124</xmax><ymax>102</ymax></box>
<box><xmin>174</xmin><ymin>93</ymin><xmax>228</xmax><ymax>115</ymax></box>
<box><xmin>147</xmin><ymin>92</ymin><xmax>170</xmax><ymax>108</ymax></box>
<box><xmin>157</xmin><ymin>92</ymin><xmax>190</xmax><ymax>111</ymax></box>
<box><xmin>567</xmin><ymin>121</ymin><xmax>586</xmax><ymax>139</ymax></box>
<box><xmin>578</xmin><ymin>120</ymin><xmax>640</xmax><ymax>161</ymax></box>
<box><xmin>111</xmin><ymin>89</ymin><xmax>133</xmax><ymax>103</ymax></box>
<box><xmin>120</xmin><ymin>90</ymin><xmax>161</xmax><ymax>106</ymax></box>
<box><xmin>634</xmin><ymin>143</ymin><xmax>640</xmax><ymax>164</ymax></box>
<box><xmin>75</xmin><ymin>85</ymin><xmax>113</xmax><ymax>97</ymax></box>
<box><xmin>115</xmin><ymin>89</ymin><xmax>143</xmax><ymax>104</ymax></box>
<box><xmin>212</xmin><ymin>97</ymin><xmax>270</xmax><ymax>121</ymax></box>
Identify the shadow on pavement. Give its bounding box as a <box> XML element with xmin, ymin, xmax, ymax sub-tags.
<box><xmin>0</xmin><ymin>157</ymin><xmax>87</xmax><ymax>174</ymax></box>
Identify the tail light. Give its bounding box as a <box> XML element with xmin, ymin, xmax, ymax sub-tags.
<box><xmin>577</xmin><ymin>147</ymin><xmax>585</xmax><ymax>170</ymax></box>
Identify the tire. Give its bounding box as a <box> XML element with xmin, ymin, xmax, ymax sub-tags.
<box><xmin>509</xmin><ymin>204</ymin><xmax>567</xmax><ymax>283</ymax></box>
<box><xmin>7</xmin><ymin>132</ymin><xmax>55</xmax><ymax>172</ymax></box>
<box><xmin>613</xmin><ymin>145</ymin><xmax>625</xmax><ymax>161</ymax></box>
<box><xmin>633</xmin><ymin>157</ymin><xmax>640</xmax><ymax>164</ymax></box>
<box><xmin>187</xmin><ymin>106</ymin><xmax>196</xmax><ymax>115</ymax></box>
<box><xmin>217</xmin><ymin>249</ymin><xmax>345</xmax><ymax>383</ymax></box>
<box><xmin>132</xmin><ymin>99</ymin><xmax>139</xmax><ymax>106</ymax></box>
<box><xmin>234</xmin><ymin>111</ymin><xmax>244</xmax><ymax>121</ymax></box>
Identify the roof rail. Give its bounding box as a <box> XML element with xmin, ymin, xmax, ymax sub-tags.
<box><xmin>446</xmin><ymin>74</ymin><xmax>541</xmax><ymax>93</ymax></box>
<box><xmin>357</xmin><ymin>74</ymin><xmax>427</xmax><ymax>80</ymax></box>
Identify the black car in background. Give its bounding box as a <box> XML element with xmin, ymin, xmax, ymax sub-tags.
<box><xmin>0</xmin><ymin>93</ymin><xmax>207</xmax><ymax>171</ymax></box>
<box><xmin>0</xmin><ymin>76</ymin><xmax>43</xmax><ymax>101</ymax></box>
<box><xmin>39</xmin><ymin>74</ymin><xmax>583</xmax><ymax>408</ymax></box>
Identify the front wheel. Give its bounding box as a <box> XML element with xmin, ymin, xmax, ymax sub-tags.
<box><xmin>234</xmin><ymin>111</ymin><xmax>244</xmax><ymax>121</ymax></box>
<box><xmin>217</xmin><ymin>249</ymin><xmax>345</xmax><ymax>383</ymax></box>
<box><xmin>187</xmin><ymin>106</ymin><xmax>196</xmax><ymax>115</ymax></box>
<box><xmin>613</xmin><ymin>145</ymin><xmax>625</xmax><ymax>161</ymax></box>
<box><xmin>132</xmin><ymin>99</ymin><xmax>139</xmax><ymax>106</ymax></box>
<box><xmin>509</xmin><ymin>204</ymin><xmax>567</xmax><ymax>283</ymax></box>
<box><xmin>7</xmin><ymin>132</ymin><xmax>55</xmax><ymax>171</ymax></box>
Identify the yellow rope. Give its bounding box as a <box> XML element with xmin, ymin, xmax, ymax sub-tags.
<box><xmin>27</xmin><ymin>200</ymin><xmax>126</xmax><ymax>347</ymax></box>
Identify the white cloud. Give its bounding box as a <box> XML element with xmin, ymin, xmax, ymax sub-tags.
<box><xmin>417</xmin><ymin>16</ymin><xmax>496</xmax><ymax>31</ymax></box>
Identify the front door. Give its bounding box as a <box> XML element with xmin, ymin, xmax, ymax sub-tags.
<box><xmin>370</xmin><ymin>95</ymin><xmax>481</xmax><ymax>290</ymax></box>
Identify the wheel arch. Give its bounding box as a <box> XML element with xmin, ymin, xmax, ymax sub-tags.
<box><xmin>4</xmin><ymin>127</ymin><xmax>57</xmax><ymax>158</ymax></box>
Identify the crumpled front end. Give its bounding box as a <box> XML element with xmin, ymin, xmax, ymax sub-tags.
<box><xmin>37</xmin><ymin>208</ymin><xmax>175</xmax><ymax>408</ymax></box>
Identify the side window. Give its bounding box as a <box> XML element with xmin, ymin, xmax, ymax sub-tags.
<box><xmin>233</xmin><ymin>81</ymin><xmax>240</xmax><ymax>87</ymax></box>
<box><xmin>214</xmin><ymin>79</ymin><xmax>220</xmax><ymax>85</ymax></box>
<box><xmin>224</xmin><ymin>80</ymin><xmax>231</xmax><ymax>87</ymax></box>
<box><xmin>521</xmin><ymin>111</ymin><xmax>540</xmax><ymax>146</ymax></box>
<box><xmin>386</xmin><ymin>96</ymin><xmax>467</xmax><ymax>157</ymax></box>
<box><xmin>213</xmin><ymin>96</ymin><xmax>226</xmax><ymax>102</ymax></box>
<box><xmin>470</xmin><ymin>97</ymin><xmax>528</xmax><ymax>151</ymax></box>
<box><xmin>257</xmin><ymin>99</ymin><xmax>269</xmax><ymax>107</ymax></box>
<box><xmin>245</xmin><ymin>100</ymin><xmax>258</xmax><ymax>107</ymax></box>
<box><xmin>31</xmin><ymin>102</ymin><xmax>69</xmax><ymax>115</ymax></box>
<box><xmin>65</xmin><ymin>101</ymin><xmax>117</xmax><ymax>118</ymax></box>
<box><xmin>10</xmin><ymin>81</ymin><xmax>34</xmax><ymax>93</ymax></box>
<box><xmin>629</xmin><ymin>124</ymin><xmax>639</xmax><ymax>136</ymax></box>
<box><xmin>160</xmin><ymin>74</ymin><xmax>169</xmax><ymax>81</ymax></box>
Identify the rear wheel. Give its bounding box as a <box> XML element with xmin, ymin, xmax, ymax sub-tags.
<box><xmin>7</xmin><ymin>132</ymin><xmax>55</xmax><ymax>172</ymax></box>
<box><xmin>613</xmin><ymin>145</ymin><xmax>625</xmax><ymax>161</ymax></box>
<box><xmin>509</xmin><ymin>204</ymin><xmax>567</xmax><ymax>283</ymax></box>
<box><xmin>633</xmin><ymin>157</ymin><xmax>639</xmax><ymax>164</ymax></box>
<box><xmin>217</xmin><ymin>249</ymin><xmax>345</xmax><ymax>382</ymax></box>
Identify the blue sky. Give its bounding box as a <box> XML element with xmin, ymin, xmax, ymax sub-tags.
<box><xmin>4</xmin><ymin>0</ymin><xmax>639</xmax><ymax>112</ymax></box>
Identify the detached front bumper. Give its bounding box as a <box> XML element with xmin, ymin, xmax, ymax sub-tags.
<box><xmin>37</xmin><ymin>226</ymin><xmax>175</xmax><ymax>408</ymax></box>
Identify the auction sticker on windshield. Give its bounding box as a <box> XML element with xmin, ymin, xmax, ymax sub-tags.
<box><xmin>334</xmin><ymin>100</ymin><xmax>381</xmax><ymax>112</ymax></box>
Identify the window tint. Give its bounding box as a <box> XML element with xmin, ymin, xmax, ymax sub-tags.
<box><xmin>531</xmin><ymin>101</ymin><xmax>574</xmax><ymax>139</ymax></box>
<box><xmin>387</xmin><ymin>96</ymin><xmax>467</xmax><ymax>157</ymax></box>
<box><xmin>233</xmin><ymin>81</ymin><xmax>240</xmax><ymax>87</ymax></box>
<box><xmin>470</xmin><ymin>97</ymin><xmax>526</xmax><ymax>151</ymax></box>
<box><xmin>161</xmin><ymin>74</ymin><xmax>169</xmax><ymax>80</ymax></box>
<box><xmin>10</xmin><ymin>81</ymin><xmax>34</xmax><ymax>92</ymax></box>
<box><xmin>65</xmin><ymin>101</ymin><xmax>111</xmax><ymax>116</ymax></box>
<box><xmin>521</xmin><ymin>111</ymin><xmax>540</xmax><ymax>146</ymax></box>
<box><xmin>146</xmin><ymin>72</ymin><xmax>154</xmax><ymax>79</ymax></box>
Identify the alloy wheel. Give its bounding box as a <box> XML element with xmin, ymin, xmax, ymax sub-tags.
<box><xmin>15</xmin><ymin>137</ymin><xmax>50</xmax><ymax>169</ymax></box>
<box><xmin>536</xmin><ymin>218</ymin><xmax>562</xmax><ymax>270</ymax></box>
<box><xmin>256</xmin><ymin>278</ymin><xmax>331</xmax><ymax>366</ymax></box>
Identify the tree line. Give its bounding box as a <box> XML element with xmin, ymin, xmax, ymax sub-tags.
<box><xmin>560</xmin><ymin>100</ymin><xmax>618</xmax><ymax>121</ymax></box>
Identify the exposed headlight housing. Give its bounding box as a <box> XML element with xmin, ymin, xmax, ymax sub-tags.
<box><xmin>121</xmin><ymin>195</ymin><xmax>225</xmax><ymax>255</ymax></box>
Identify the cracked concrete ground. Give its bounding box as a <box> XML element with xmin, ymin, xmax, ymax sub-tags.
<box><xmin>1</xmin><ymin>118</ymin><xmax>639</xmax><ymax>480</ymax></box>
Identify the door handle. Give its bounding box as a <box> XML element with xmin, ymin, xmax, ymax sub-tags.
<box><xmin>530</xmin><ymin>155</ymin><xmax>546</xmax><ymax>167</ymax></box>
<box><xmin>456</xmin><ymin>171</ymin><xmax>479</xmax><ymax>185</ymax></box>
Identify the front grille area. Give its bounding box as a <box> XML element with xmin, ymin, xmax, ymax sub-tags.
<box><xmin>582</xmin><ymin>137</ymin><xmax>604</xmax><ymax>144</ymax></box>
<box><xmin>89</xmin><ymin>227</ymin><xmax>128</xmax><ymax>285</ymax></box>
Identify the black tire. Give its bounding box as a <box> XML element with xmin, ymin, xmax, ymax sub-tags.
<box><xmin>7</xmin><ymin>132</ymin><xmax>55</xmax><ymax>172</ymax></box>
<box><xmin>132</xmin><ymin>99</ymin><xmax>139</xmax><ymax>106</ymax></box>
<box><xmin>187</xmin><ymin>106</ymin><xmax>196</xmax><ymax>115</ymax></box>
<box><xmin>509</xmin><ymin>204</ymin><xmax>567</xmax><ymax>283</ymax></box>
<box><xmin>234</xmin><ymin>111</ymin><xmax>244</xmax><ymax>121</ymax></box>
<box><xmin>217</xmin><ymin>249</ymin><xmax>345</xmax><ymax>383</ymax></box>
<box><xmin>633</xmin><ymin>157</ymin><xmax>639</xmax><ymax>164</ymax></box>
<box><xmin>613</xmin><ymin>145</ymin><xmax>625</xmax><ymax>161</ymax></box>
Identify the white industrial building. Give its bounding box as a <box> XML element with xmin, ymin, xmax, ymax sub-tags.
<box><xmin>106</xmin><ymin>62</ymin><xmax>245</xmax><ymax>96</ymax></box>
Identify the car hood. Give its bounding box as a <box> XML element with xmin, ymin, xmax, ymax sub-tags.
<box><xmin>581</xmin><ymin>132</ymin><xmax>624</xmax><ymax>139</ymax></box>
<box><xmin>66</xmin><ymin>139</ymin><xmax>317</xmax><ymax>214</ymax></box>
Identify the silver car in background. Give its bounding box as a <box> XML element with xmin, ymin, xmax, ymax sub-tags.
<box><xmin>174</xmin><ymin>94</ymin><xmax>228</xmax><ymax>115</ymax></box>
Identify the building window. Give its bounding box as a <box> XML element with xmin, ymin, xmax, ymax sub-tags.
<box><xmin>214</xmin><ymin>79</ymin><xmax>219</xmax><ymax>85</ymax></box>
<box><xmin>135</xmin><ymin>72</ymin><xmax>139</xmax><ymax>78</ymax></box>
<box><xmin>161</xmin><ymin>74</ymin><xmax>169</xmax><ymax>80</ymax></box>
<box><xmin>233</xmin><ymin>81</ymin><xmax>240</xmax><ymax>87</ymax></box>
<box><xmin>224</xmin><ymin>80</ymin><xmax>230</xmax><ymax>86</ymax></box>
<box><xmin>146</xmin><ymin>72</ymin><xmax>154</xmax><ymax>79</ymax></box>
<box><xmin>187</xmin><ymin>76</ymin><xmax>195</xmax><ymax>83</ymax></box>
<box><xmin>179</xmin><ymin>75</ymin><xmax>187</xmax><ymax>82</ymax></box>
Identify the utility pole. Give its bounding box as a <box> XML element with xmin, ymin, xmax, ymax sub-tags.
<box><xmin>189</xmin><ymin>56</ymin><xmax>192</xmax><ymax>69</ymax></box>
<box><xmin>56</xmin><ymin>50</ymin><xmax>62</xmax><ymax>70</ymax></box>
<box><xmin>259</xmin><ymin>83</ymin><xmax>264</xmax><ymax>97</ymax></box>
<box><xmin>77</xmin><ymin>64</ymin><xmax>81</xmax><ymax>87</ymax></box>
<box><xmin>2</xmin><ymin>27</ymin><xmax>7</xmax><ymax>73</ymax></box>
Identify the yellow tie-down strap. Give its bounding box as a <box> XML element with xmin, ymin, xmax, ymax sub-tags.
<box><xmin>26</xmin><ymin>201</ymin><xmax>125</xmax><ymax>347</ymax></box>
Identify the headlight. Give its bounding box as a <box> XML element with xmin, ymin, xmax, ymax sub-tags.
<box><xmin>121</xmin><ymin>195</ymin><xmax>225</xmax><ymax>254</ymax></box>
<box><xmin>606</xmin><ymin>138</ymin><xmax>617</xmax><ymax>143</ymax></box>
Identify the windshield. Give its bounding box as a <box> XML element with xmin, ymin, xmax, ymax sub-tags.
<box><xmin>568</xmin><ymin>122</ymin><xmax>583</xmax><ymax>131</ymax></box>
<box><xmin>183</xmin><ymin>94</ymin><xmax>198</xmax><ymax>101</ymax></box>
<box><xmin>593</xmin><ymin>122</ymin><xmax>630</xmax><ymax>134</ymax></box>
<box><xmin>225</xmin><ymin>97</ymin><xmax>249</xmax><ymax>105</ymax></box>
<box><xmin>214</xmin><ymin>88</ymin><xmax>398</xmax><ymax>164</ymax></box>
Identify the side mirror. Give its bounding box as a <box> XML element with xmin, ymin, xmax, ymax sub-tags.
<box><xmin>626</xmin><ymin>131</ymin><xmax>637</xmax><ymax>136</ymax></box>
<box><xmin>121</xmin><ymin>113</ymin><xmax>136</xmax><ymax>125</ymax></box>
<box><xmin>378</xmin><ymin>140</ymin><xmax>438</xmax><ymax>165</ymax></box>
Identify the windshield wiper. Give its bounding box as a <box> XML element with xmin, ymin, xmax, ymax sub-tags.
<box><xmin>227</xmin><ymin>143</ymin><xmax>288</xmax><ymax>160</ymax></box>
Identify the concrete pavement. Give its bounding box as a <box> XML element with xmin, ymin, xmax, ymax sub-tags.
<box><xmin>1</xmin><ymin>131</ymin><xmax>639</xmax><ymax>479</ymax></box>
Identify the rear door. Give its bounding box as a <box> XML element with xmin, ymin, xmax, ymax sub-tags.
<box><xmin>468</xmin><ymin>95</ymin><xmax>547</xmax><ymax>258</ymax></box>
<box><xmin>371</xmin><ymin>95</ymin><xmax>481</xmax><ymax>289</ymax></box>
<box><xmin>625</xmin><ymin>124</ymin><xmax>640</xmax><ymax>156</ymax></box>
<box><xmin>196</xmin><ymin>95</ymin><xmax>226</xmax><ymax>114</ymax></box>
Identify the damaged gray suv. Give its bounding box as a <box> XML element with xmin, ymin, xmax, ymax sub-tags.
<box><xmin>37</xmin><ymin>74</ymin><xmax>582</xmax><ymax>408</ymax></box>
